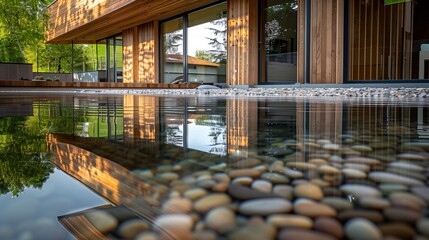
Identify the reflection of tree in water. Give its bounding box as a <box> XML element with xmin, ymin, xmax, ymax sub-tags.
<box><xmin>0</xmin><ymin>117</ymin><xmax>54</xmax><ymax>196</ymax></box>
<box><xmin>165</xmin><ymin>125</ymin><xmax>183</xmax><ymax>146</ymax></box>
<box><xmin>195</xmin><ymin>115</ymin><xmax>227</xmax><ymax>155</ymax></box>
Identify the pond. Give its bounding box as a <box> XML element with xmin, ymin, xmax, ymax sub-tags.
<box><xmin>0</xmin><ymin>93</ymin><xmax>429</xmax><ymax>240</ymax></box>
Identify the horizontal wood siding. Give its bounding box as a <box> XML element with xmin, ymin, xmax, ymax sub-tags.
<box><xmin>309</xmin><ymin>0</ymin><xmax>344</xmax><ymax>84</ymax></box>
<box><xmin>227</xmin><ymin>0</ymin><xmax>259</xmax><ymax>86</ymax></box>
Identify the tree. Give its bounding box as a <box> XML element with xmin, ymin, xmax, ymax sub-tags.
<box><xmin>36</xmin><ymin>44</ymin><xmax>88</xmax><ymax>73</ymax></box>
<box><xmin>0</xmin><ymin>0</ymin><xmax>50</xmax><ymax>63</ymax></box>
<box><xmin>164</xmin><ymin>32</ymin><xmax>183</xmax><ymax>54</ymax></box>
<box><xmin>205</xmin><ymin>12</ymin><xmax>227</xmax><ymax>64</ymax></box>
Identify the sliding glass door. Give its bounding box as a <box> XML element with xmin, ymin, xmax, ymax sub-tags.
<box><xmin>160</xmin><ymin>2</ymin><xmax>227</xmax><ymax>84</ymax></box>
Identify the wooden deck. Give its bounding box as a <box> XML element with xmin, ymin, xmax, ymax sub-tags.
<box><xmin>0</xmin><ymin>80</ymin><xmax>200</xmax><ymax>89</ymax></box>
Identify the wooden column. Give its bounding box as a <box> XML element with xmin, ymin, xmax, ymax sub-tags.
<box><xmin>227</xmin><ymin>99</ymin><xmax>258</xmax><ymax>158</ymax></box>
<box><xmin>227</xmin><ymin>0</ymin><xmax>259</xmax><ymax>86</ymax></box>
<box><xmin>138</xmin><ymin>21</ymin><xmax>159</xmax><ymax>84</ymax></box>
<box><xmin>122</xmin><ymin>27</ymin><xmax>138</xmax><ymax>83</ymax></box>
<box><xmin>122</xmin><ymin>21</ymin><xmax>158</xmax><ymax>84</ymax></box>
<box><xmin>309</xmin><ymin>0</ymin><xmax>344</xmax><ymax>84</ymax></box>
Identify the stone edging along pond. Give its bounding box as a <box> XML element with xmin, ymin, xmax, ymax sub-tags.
<box><xmin>74</xmin><ymin>87</ymin><xmax>429</xmax><ymax>98</ymax></box>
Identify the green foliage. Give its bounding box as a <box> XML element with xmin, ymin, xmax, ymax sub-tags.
<box><xmin>0</xmin><ymin>0</ymin><xmax>50</xmax><ymax>63</ymax></box>
<box><xmin>0</xmin><ymin>117</ymin><xmax>54</xmax><ymax>196</ymax></box>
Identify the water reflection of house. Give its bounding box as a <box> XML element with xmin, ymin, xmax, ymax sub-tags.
<box><xmin>164</xmin><ymin>54</ymin><xmax>221</xmax><ymax>84</ymax></box>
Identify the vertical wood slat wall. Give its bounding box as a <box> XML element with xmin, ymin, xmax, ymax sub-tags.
<box><xmin>227</xmin><ymin>0</ymin><xmax>259</xmax><ymax>86</ymax></box>
<box><xmin>122</xmin><ymin>22</ymin><xmax>158</xmax><ymax>83</ymax></box>
<box><xmin>310</xmin><ymin>0</ymin><xmax>344</xmax><ymax>84</ymax></box>
<box><xmin>297</xmin><ymin>0</ymin><xmax>306</xmax><ymax>83</ymax></box>
<box><xmin>349</xmin><ymin>0</ymin><xmax>413</xmax><ymax>80</ymax></box>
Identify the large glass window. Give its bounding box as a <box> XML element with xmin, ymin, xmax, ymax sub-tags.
<box><xmin>161</xmin><ymin>18</ymin><xmax>184</xmax><ymax>83</ymax></box>
<box><xmin>161</xmin><ymin>2</ymin><xmax>227</xmax><ymax>84</ymax></box>
<box><xmin>260</xmin><ymin>0</ymin><xmax>298</xmax><ymax>83</ymax></box>
<box><xmin>348</xmin><ymin>0</ymin><xmax>429</xmax><ymax>81</ymax></box>
<box><xmin>188</xmin><ymin>3</ymin><xmax>227</xmax><ymax>84</ymax></box>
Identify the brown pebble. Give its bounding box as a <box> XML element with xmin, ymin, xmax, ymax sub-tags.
<box><xmin>294</xmin><ymin>201</ymin><xmax>336</xmax><ymax>218</ymax></box>
<box><xmin>383</xmin><ymin>208</ymin><xmax>422</xmax><ymax>224</ymax></box>
<box><xmin>278</xmin><ymin>229</ymin><xmax>336</xmax><ymax>240</ymax></box>
<box><xmin>379</xmin><ymin>223</ymin><xmax>416</xmax><ymax>239</ymax></box>
<box><xmin>314</xmin><ymin>217</ymin><xmax>344</xmax><ymax>239</ymax></box>
<box><xmin>227</xmin><ymin>184</ymin><xmax>278</xmax><ymax>200</ymax></box>
<box><xmin>212</xmin><ymin>182</ymin><xmax>229</xmax><ymax>192</ymax></box>
<box><xmin>229</xmin><ymin>169</ymin><xmax>261</xmax><ymax>178</ymax></box>
<box><xmin>231</xmin><ymin>158</ymin><xmax>261</xmax><ymax>168</ymax></box>
<box><xmin>338</xmin><ymin>210</ymin><xmax>384</xmax><ymax>223</ymax></box>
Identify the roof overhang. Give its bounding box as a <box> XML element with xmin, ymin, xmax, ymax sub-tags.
<box><xmin>46</xmin><ymin>0</ymin><xmax>218</xmax><ymax>44</ymax></box>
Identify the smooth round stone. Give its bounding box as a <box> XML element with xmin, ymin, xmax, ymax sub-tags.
<box><xmin>135</xmin><ymin>232</ymin><xmax>159</xmax><ymax>240</ymax></box>
<box><xmin>213</xmin><ymin>173</ymin><xmax>231</xmax><ymax>183</ymax></box>
<box><xmin>232</xmin><ymin>177</ymin><xmax>253</xmax><ymax>185</ymax></box>
<box><xmin>412</xmin><ymin>187</ymin><xmax>429</xmax><ymax>203</ymax></box>
<box><xmin>389</xmin><ymin>162</ymin><xmax>424</xmax><ymax>172</ymax></box>
<box><xmin>197</xmin><ymin>175</ymin><xmax>213</xmax><ymax>182</ymax></box>
<box><xmin>273</xmin><ymin>185</ymin><xmax>293</xmax><ymax>200</ymax></box>
<box><xmin>267</xmin><ymin>214</ymin><xmax>313</xmax><ymax>229</ymax></box>
<box><xmin>379</xmin><ymin>184</ymin><xmax>408</xmax><ymax>194</ymax></box>
<box><xmin>270</xmin><ymin>161</ymin><xmax>285</xmax><ymax>173</ymax></box>
<box><xmin>205</xmin><ymin>207</ymin><xmax>236</xmax><ymax>233</ymax></box>
<box><xmin>309</xmin><ymin>159</ymin><xmax>328</xmax><ymax>166</ymax></box>
<box><xmin>118</xmin><ymin>219</ymin><xmax>150</xmax><ymax>239</ymax></box>
<box><xmin>154</xmin><ymin>214</ymin><xmax>193</xmax><ymax>240</ymax></box>
<box><xmin>184</xmin><ymin>188</ymin><xmax>207</xmax><ymax>201</ymax></box>
<box><xmin>157</xmin><ymin>165</ymin><xmax>173</xmax><ymax>172</ymax></box>
<box><xmin>229</xmin><ymin>169</ymin><xmax>261</xmax><ymax>178</ymax></box>
<box><xmin>346</xmin><ymin>157</ymin><xmax>381</xmax><ymax>165</ymax></box>
<box><xmin>329</xmin><ymin>155</ymin><xmax>344</xmax><ymax>163</ymax></box>
<box><xmin>286</xmin><ymin>162</ymin><xmax>317</xmax><ymax>170</ymax></box>
<box><xmin>228</xmin><ymin>184</ymin><xmax>278</xmax><ymax>200</ymax></box>
<box><xmin>387</xmin><ymin>168</ymin><xmax>427</xmax><ymax>181</ymax></box>
<box><xmin>239</xmin><ymin>198</ymin><xmax>292</xmax><ymax>216</ymax></box>
<box><xmin>212</xmin><ymin>182</ymin><xmax>229</xmax><ymax>192</ymax></box>
<box><xmin>398</xmin><ymin>153</ymin><xmax>428</xmax><ymax>161</ymax></box>
<box><xmin>343</xmin><ymin>163</ymin><xmax>370</xmax><ymax>172</ymax></box>
<box><xmin>323</xmin><ymin>143</ymin><xmax>340</xmax><ymax>151</ymax></box>
<box><xmin>227</xmin><ymin>224</ymin><xmax>276</xmax><ymax>240</ymax></box>
<box><xmin>85</xmin><ymin>211</ymin><xmax>118</xmax><ymax>234</ymax></box>
<box><xmin>389</xmin><ymin>192</ymin><xmax>426</xmax><ymax>209</ymax></box>
<box><xmin>338</xmin><ymin>210</ymin><xmax>384</xmax><ymax>223</ymax></box>
<box><xmin>157</xmin><ymin>172</ymin><xmax>179</xmax><ymax>182</ymax></box>
<box><xmin>340</xmin><ymin>184</ymin><xmax>382</xmax><ymax>198</ymax></box>
<box><xmin>383</xmin><ymin>208</ymin><xmax>422</xmax><ymax>223</ymax></box>
<box><xmin>293</xmin><ymin>201</ymin><xmax>336</xmax><ymax>218</ymax></box>
<box><xmin>314</xmin><ymin>217</ymin><xmax>344</xmax><ymax>239</ymax></box>
<box><xmin>360</xmin><ymin>197</ymin><xmax>390</xmax><ymax>209</ymax></box>
<box><xmin>284</xmin><ymin>168</ymin><xmax>304</xmax><ymax>178</ymax></box>
<box><xmin>251</xmin><ymin>180</ymin><xmax>272</xmax><ymax>193</ymax></box>
<box><xmin>209</xmin><ymin>162</ymin><xmax>227</xmax><ymax>171</ymax></box>
<box><xmin>417</xmin><ymin>219</ymin><xmax>429</xmax><ymax>237</ymax></box>
<box><xmin>193</xmin><ymin>170</ymin><xmax>214</xmax><ymax>177</ymax></box>
<box><xmin>310</xmin><ymin>179</ymin><xmax>330</xmax><ymax>188</ymax></box>
<box><xmin>192</xmin><ymin>230</ymin><xmax>217</xmax><ymax>240</ymax></box>
<box><xmin>194</xmin><ymin>194</ymin><xmax>231</xmax><ymax>213</ymax></box>
<box><xmin>230</xmin><ymin>158</ymin><xmax>261</xmax><ymax>168</ymax></box>
<box><xmin>294</xmin><ymin>183</ymin><xmax>323</xmax><ymax>200</ymax></box>
<box><xmin>379</xmin><ymin>223</ymin><xmax>416</xmax><ymax>239</ymax></box>
<box><xmin>345</xmin><ymin>218</ymin><xmax>382</xmax><ymax>240</ymax></box>
<box><xmin>260</xmin><ymin>172</ymin><xmax>289</xmax><ymax>184</ymax></box>
<box><xmin>352</xmin><ymin>145</ymin><xmax>373</xmax><ymax>152</ymax></box>
<box><xmin>198</xmin><ymin>180</ymin><xmax>216</xmax><ymax>189</ymax></box>
<box><xmin>253</xmin><ymin>164</ymin><xmax>268</xmax><ymax>173</ymax></box>
<box><xmin>318</xmin><ymin>165</ymin><xmax>340</xmax><ymax>174</ymax></box>
<box><xmin>317</xmin><ymin>139</ymin><xmax>332</xmax><ymax>145</ymax></box>
<box><xmin>321</xmin><ymin>197</ymin><xmax>354</xmax><ymax>211</ymax></box>
<box><xmin>342</xmin><ymin>168</ymin><xmax>366</xmax><ymax>178</ymax></box>
<box><xmin>369</xmin><ymin>172</ymin><xmax>424</xmax><ymax>186</ymax></box>
<box><xmin>278</xmin><ymin>229</ymin><xmax>336</xmax><ymax>240</ymax></box>
<box><xmin>162</xmin><ymin>198</ymin><xmax>192</xmax><ymax>214</ymax></box>
<box><xmin>132</xmin><ymin>169</ymin><xmax>154</xmax><ymax>179</ymax></box>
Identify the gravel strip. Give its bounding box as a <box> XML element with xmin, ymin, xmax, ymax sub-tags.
<box><xmin>1</xmin><ymin>87</ymin><xmax>429</xmax><ymax>98</ymax></box>
<box><xmin>78</xmin><ymin>87</ymin><xmax>429</xmax><ymax>98</ymax></box>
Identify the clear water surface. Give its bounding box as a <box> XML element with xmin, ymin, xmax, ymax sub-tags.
<box><xmin>0</xmin><ymin>93</ymin><xmax>428</xmax><ymax>239</ymax></box>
